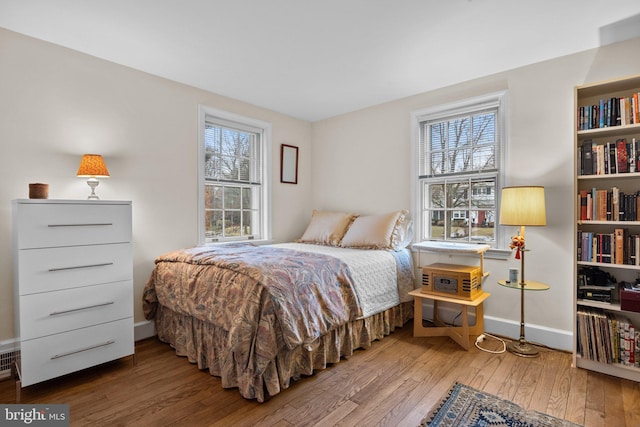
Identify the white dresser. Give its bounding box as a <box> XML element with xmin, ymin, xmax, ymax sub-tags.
<box><xmin>12</xmin><ymin>199</ymin><xmax>134</xmax><ymax>387</ymax></box>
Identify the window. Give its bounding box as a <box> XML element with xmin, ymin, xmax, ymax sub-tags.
<box><xmin>413</xmin><ymin>92</ymin><xmax>506</xmax><ymax>245</ymax></box>
<box><xmin>198</xmin><ymin>106</ymin><xmax>271</xmax><ymax>244</ymax></box>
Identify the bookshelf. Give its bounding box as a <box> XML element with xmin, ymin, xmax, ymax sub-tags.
<box><xmin>574</xmin><ymin>74</ymin><xmax>640</xmax><ymax>382</ymax></box>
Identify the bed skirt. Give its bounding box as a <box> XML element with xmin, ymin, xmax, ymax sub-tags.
<box><xmin>153</xmin><ymin>300</ymin><xmax>414</xmax><ymax>402</ymax></box>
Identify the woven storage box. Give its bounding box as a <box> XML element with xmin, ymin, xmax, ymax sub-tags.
<box><xmin>28</xmin><ymin>183</ymin><xmax>49</xmax><ymax>199</ymax></box>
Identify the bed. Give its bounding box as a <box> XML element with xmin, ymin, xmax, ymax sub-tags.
<box><xmin>142</xmin><ymin>210</ymin><xmax>415</xmax><ymax>402</ymax></box>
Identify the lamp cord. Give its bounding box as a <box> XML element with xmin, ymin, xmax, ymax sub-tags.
<box><xmin>475</xmin><ymin>333</ymin><xmax>506</xmax><ymax>354</ymax></box>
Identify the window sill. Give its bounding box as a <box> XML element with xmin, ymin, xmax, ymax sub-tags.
<box><xmin>411</xmin><ymin>241</ymin><xmax>511</xmax><ymax>261</ymax></box>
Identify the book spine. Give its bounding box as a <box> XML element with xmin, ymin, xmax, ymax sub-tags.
<box><xmin>609</xmin><ymin>143</ymin><xmax>617</xmax><ymax>175</ymax></box>
<box><xmin>617</xmin><ymin>139</ymin><xmax>628</xmax><ymax>173</ymax></box>
<box><xmin>615</xmin><ymin>228</ymin><xmax>624</xmax><ymax>264</ymax></box>
<box><xmin>597</xmin><ymin>190</ymin><xmax>607</xmax><ymax>221</ymax></box>
<box><xmin>613</xmin><ymin>187</ymin><xmax>620</xmax><ymax>221</ymax></box>
<box><xmin>582</xmin><ymin>139</ymin><xmax>593</xmax><ymax>175</ymax></box>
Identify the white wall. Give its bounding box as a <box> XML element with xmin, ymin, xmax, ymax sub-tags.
<box><xmin>311</xmin><ymin>36</ymin><xmax>640</xmax><ymax>351</ymax></box>
<box><xmin>0</xmin><ymin>28</ymin><xmax>313</xmax><ymax>340</ymax></box>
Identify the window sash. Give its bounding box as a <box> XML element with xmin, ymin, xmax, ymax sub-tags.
<box><xmin>419</xmin><ymin>108</ymin><xmax>499</xmax><ymax>179</ymax></box>
<box><xmin>204</xmin><ymin>121</ymin><xmax>262</xmax><ymax>185</ymax></box>
<box><xmin>420</xmin><ymin>175</ymin><xmax>497</xmax><ymax>243</ymax></box>
<box><xmin>204</xmin><ymin>181</ymin><xmax>261</xmax><ymax>242</ymax></box>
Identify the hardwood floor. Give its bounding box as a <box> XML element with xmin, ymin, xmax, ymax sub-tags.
<box><xmin>1</xmin><ymin>323</ymin><xmax>638</xmax><ymax>426</ymax></box>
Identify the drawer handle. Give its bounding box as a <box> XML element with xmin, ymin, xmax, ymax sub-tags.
<box><xmin>51</xmin><ymin>340</ymin><xmax>115</xmax><ymax>360</ymax></box>
<box><xmin>48</xmin><ymin>262</ymin><xmax>114</xmax><ymax>272</ymax></box>
<box><xmin>50</xmin><ymin>301</ymin><xmax>115</xmax><ymax>316</ymax></box>
<box><xmin>47</xmin><ymin>223</ymin><xmax>113</xmax><ymax>227</ymax></box>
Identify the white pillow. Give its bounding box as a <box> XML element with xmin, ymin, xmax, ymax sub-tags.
<box><xmin>341</xmin><ymin>210</ymin><xmax>408</xmax><ymax>250</ymax></box>
<box><xmin>297</xmin><ymin>210</ymin><xmax>358</xmax><ymax>246</ymax></box>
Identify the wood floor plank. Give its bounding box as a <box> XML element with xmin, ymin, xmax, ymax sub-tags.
<box><xmin>584</xmin><ymin>407</ymin><xmax>606</xmax><ymax>427</ymax></box>
<box><xmin>565</xmin><ymin>368</ymin><xmax>588</xmax><ymax>425</ymax></box>
<box><xmin>511</xmin><ymin>359</ymin><xmax>543</xmax><ymax>408</ymax></box>
<box><xmin>602</xmin><ymin>375</ymin><xmax>625</xmax><ymax>427</ymax></box>
<box><xmin>1</xmin><ymin>324</ymin><xmax>639</xmax><ymax>426</ymax></box>
<box><xmin>621</xmin><ymin>379</ymin><xmax>640</xmax><ymax>427</ymax></box>
<box><xmin>585</xmin><ymin>371</ymin><xmax>607</xmax><ymax>416</ymax></box>
<box><xmin>525</xmin><ymin>353</ymin><xmax>559</xmax><ymax>413</ymax></box>
<box><xmin>547</xmin><ymin>352</ymin><xmax>579</xmax><ymax>421</ymax></box>
<box><xmin>312</xmin><ymin>399</ymin><xmax>359</xmax><ymax>427</ymax></box>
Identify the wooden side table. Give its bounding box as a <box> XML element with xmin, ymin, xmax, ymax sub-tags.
<box><xmin>409</xmin><ymin>289</ymin><xmax>490</xmax><ymax>351</ymax></box>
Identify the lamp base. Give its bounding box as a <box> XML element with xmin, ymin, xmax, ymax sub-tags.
<box><xmin>86</xmin><ymin>178</ymin><xmax>100</xmax><ymax>200</ymax></box>
<box><xmin>507</xmin><ymin>340</ymin><xmax>540</xmax><ymax>358</ymax></box>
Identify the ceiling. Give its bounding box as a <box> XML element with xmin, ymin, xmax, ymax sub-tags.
<box><xmin>2</xmin><ymin>0</ymin><xmax>640</xmax><ymax>122</ymax></box>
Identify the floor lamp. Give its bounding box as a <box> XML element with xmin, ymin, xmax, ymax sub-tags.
<box><xmin>499</xmin><ymin>186</ymin><xmax>547</xmax><ymax>357</ymax></box>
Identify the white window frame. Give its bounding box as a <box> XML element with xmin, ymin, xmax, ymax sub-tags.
<box><xmin>198</xmin><ymin>105</ymin><xmax>272</xmax><ymax>245</ymax></box>
<box><xmin>411</xmin><ymin>91</ymin><xmax>508</xmax><ymax>249</ymax></box>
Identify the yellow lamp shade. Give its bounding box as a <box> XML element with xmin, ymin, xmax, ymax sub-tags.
<box><xmin>499</xmin><ymin>186</ymin><xmax>546</xmax><ymax>226</ymax></box>
<box><xmin>76</xmin><ymin>154</ymin><xmax>110</xmax><ymax>178</ymax></box>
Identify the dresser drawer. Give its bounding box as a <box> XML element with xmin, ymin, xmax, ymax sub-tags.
<box><xmin>14</xmin><ymin>201</ymin><xmax>131</xmax><ymax>249</ymax></box>
<box><xmin>18</xmin><ymin>242</ymin><xmax>132</xmax><ymax>295</ymax></box>
<box><xmin>19</xmin><ymin>280</ymin><xmax>133</xmax><ymax>340</ymax></box>
<box><xmin>19</xmin><ymin>318</ymin><xmax>134</xmax><ymax>387</ymax></box>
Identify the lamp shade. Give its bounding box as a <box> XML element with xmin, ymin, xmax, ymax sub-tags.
<box><xmin>499</xmin><ymin>186</ymin><xmax>546</xmax><ymax>226</ymax></box>
<box><xmin>76</xmin><ymin>154</ymin><xmax>110</xmax><ymax>177</ymax></box>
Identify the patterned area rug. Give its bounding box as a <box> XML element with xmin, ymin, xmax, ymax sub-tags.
<box><xmin>420</xmin><ymin>383</ymin><xmax>582</xmax><ymax>427</ymax></box>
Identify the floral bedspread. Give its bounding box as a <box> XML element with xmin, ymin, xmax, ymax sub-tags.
<box><xmin>143</xmin><ymin>243</ymin><xmax>361</xmax><ymax>351</ymax></box>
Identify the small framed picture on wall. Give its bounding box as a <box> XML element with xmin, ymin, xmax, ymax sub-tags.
<box><xmin>280</xmin><ymin>144</ymin><xmax>298</xmax><ymax>184</ymax></box>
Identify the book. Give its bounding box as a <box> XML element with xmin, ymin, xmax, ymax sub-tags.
<box><xmin>608</xmin><ymin>142</ymin><xmax>617</xmax><ymax>175</ymax></box>
<box><xmin>631</xmin><ymin>138</ymin><xmax>640</xmax><ymax>172</ymax></box>
<box><xmin>582</xmin><ymin>139</ymin><xmax>593</xmax><ymax>175</ymax></box>
<box><xmin>612</xmin><ymin>187</ymin><xmax>620</xmax><ymax>221</ymax></box>
<box><xmin>615</xmin><ymin>228</ymin><xmax>625</xmax><ymax>264</ymax></box>
<box><xmin>596</xmin><ymin>144</ymin><xmax>605</xmax><ymax>175</ymax></box>
<box><xmin>579</xmin><ymin>190</ymin><xmax>588</xmax><ymax>220</ymax></box>
<box><xmin>596</xmin><ymin>189</ymin><xmax>608</xmax><ymax>221</ymax></box>
<box><xmin>617</xmin><ymin>139</ymin><xmax>628</xmax><ymax>173</ymax></box>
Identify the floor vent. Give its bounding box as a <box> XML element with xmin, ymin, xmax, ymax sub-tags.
<box><xmin>0</xmin><ymin>349</ymin><xmax>19</xmax><ymax>379</ymax></box>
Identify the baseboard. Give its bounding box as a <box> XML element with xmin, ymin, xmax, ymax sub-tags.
<box><xmin>134</xmin><ymin>320</ymin><xmax>156</xmax><ymax>341</ymax></box>
<box><xmin>0</xmin><ymin>338</ymin><xmax>17</xmax><ymax>354</ymax></box>
<box><xmin>419</xmin><ymin>299</ymin><xmax>573</xmax><ymax>352</ymax></box>
<box><xmin>484</xmin><ymin>316</ymin><xmax>573</xmax><ymax>352</ymax></box>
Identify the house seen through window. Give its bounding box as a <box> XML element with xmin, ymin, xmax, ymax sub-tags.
<box><xmin>415</xmin><ymin>92</ymin><xmax>506</xmax><ymax>245</ymax></box>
